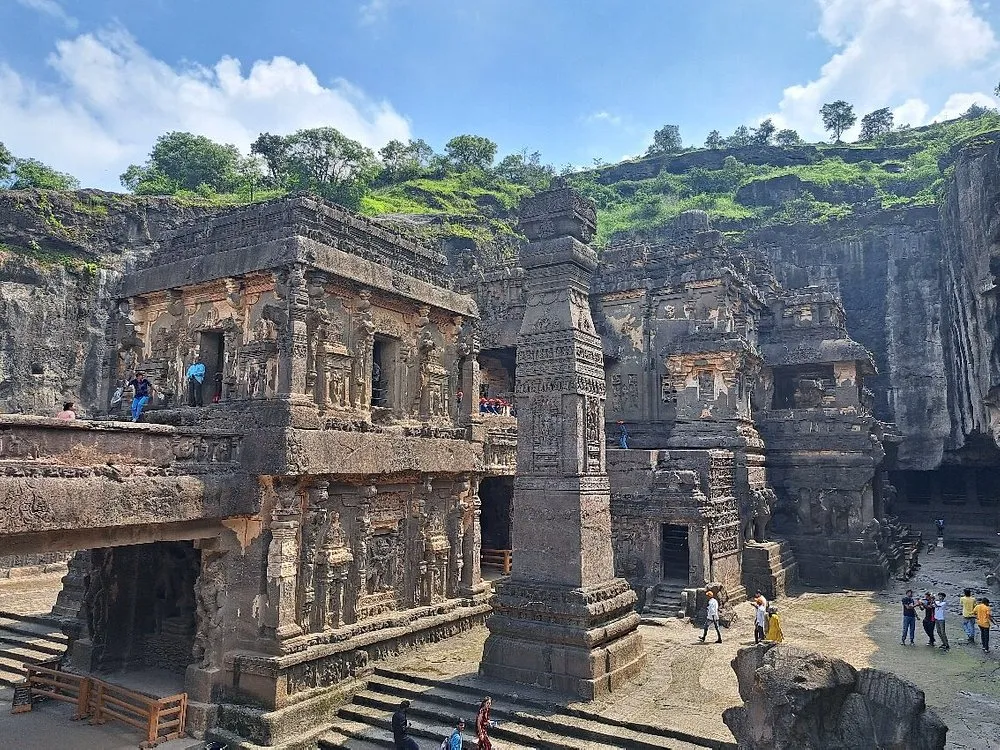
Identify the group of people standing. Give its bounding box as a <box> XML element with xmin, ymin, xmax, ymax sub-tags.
<box><xmin>698</xmin><ymin>589</ymin><xmax>782</xmax><ymax>645</ymax></box>
<box><xmin>392</xmin><ymin>696</ymin><xmax>497</xmax><ymax>750</ymax></box>
<box><xmin>902</xmin><ymin>588</ymin><xmax>994</xmax><ymax>652</ymax></box>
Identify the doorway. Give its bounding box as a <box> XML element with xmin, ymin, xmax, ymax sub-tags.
<box><xmin>199</xmin><ymin>331</ymin><xmax>225</xmax><ymax>403</ymax></box>
<box><xmin>371</xmin><ymin>338</ymin><xmax>392</xmax><ymax>408</ymax></box>
<box><xmin>660</xmin><ymin>523</ymin><xmax>689</xmax><ymax>581</ymax></box>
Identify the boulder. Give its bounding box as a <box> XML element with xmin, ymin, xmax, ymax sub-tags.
<box><xmin>723</xmin><ymin>643</ymin><xmax>946</xmax><ymax>750</ymax></box>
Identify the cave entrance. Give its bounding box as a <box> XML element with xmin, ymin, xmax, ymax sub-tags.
<box><xmin>479</xmin><ymin>476</ymin><xmax>513</xmax><ymax>579</ymax></box>
<box><xmin>74</xmin><ymin>541</ymin><xmax>201</xmax><ymax>680</ymax></box>
<box><xmin>889</xmin><ymin>464</ymin><xmax>1000</xmax><ymax>532</ymax></box>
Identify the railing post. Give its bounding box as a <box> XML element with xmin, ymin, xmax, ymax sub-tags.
<box><xmin>75</xmin><ymin>677</ymin><xmax>91</xmax><ymax>720</ymax></box>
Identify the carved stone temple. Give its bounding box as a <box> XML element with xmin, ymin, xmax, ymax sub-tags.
<box><xmin>0</xmin><ymin>186</ymin><xmax>918</xmax><ymax>746</ymax></box>
<box><xmin>478</xmin><ymin>188</ymin><xmax>646</xmax><ymax>697</ymax></box>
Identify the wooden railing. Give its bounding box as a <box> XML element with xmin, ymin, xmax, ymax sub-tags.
<box><xmin>16</xmin><ymin>665</ymin><xmax>186</xmax><ymax>748</ymax></box>
<box><xmin>23</xmin><ymin>665</ymin><xmax>91</xmax><ymax>719</ymax></box>
<box><xmin>482</xmin><ymin>547</ymin><xmax>512</xmax><ymax>575</ymax></box>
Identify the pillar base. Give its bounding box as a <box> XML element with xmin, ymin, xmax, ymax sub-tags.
<box><xmin>479</xmin><ymin>577</ymin><xmax>645</xmax><ymax>699</ymax></box>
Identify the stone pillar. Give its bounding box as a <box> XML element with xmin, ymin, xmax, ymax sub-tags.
<box><xmin>457</xmin><ymin>321</ymin><xmax>481</xmax><ymax>424</ymax></box>
<box><xmin>265</xmin><ymin>484</ymin><xmax>303</xmax><ymax>645</ymax></box>
<box><xmin>352</xmin><ymin>290</ymin><xmax>376</xmax><ymax>410</ymax></box>
<box><xmin>479</xmin><ymin>187</ymin><xmax>645</xmax><ymax>699</ymax></box>
<box><xmin>462</xmin><ymin>476</ymin><xmax>485</xmax><ymax>596</ymax></box>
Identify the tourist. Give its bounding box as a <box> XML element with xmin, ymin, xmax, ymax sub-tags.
<box><xmin>918</xmin><ymin>592</ymin><xmax>936</xmax><ymax>646</ymax></box>
<box><xmin>934</xmin><ymin>592</ymin><xmax>950</xmax><ymax>650</ymax></box>
<box><xmin>699</xmin><ymin>590</ymin><xmax>722</xmax><ymax>643</ymax></box>
<box><xmin>901</xmin><ymin>589</ymin><xmax>917</xmax><ymax>645</ymax></box>
<box><xmin>974</xmin><ymin>597</ymin><xmax>994</xmax><ymax>653</ymax></box>
<box><xmin>443</xmin><ymin>717</ymin><xmax>465</xmax><ymax>750</ymax></box>
<box><xmin>617</xmin><ymin>420</ymin><xmax>630</xmax><ymax>449</ymax></box>
<box><xmin>127</xmin><ymin>371</ymin><xmax>153</xmax><ymax>422</ymax></box>
<box><xmin>935</xmin><ymin>518</ymin><xmax>945</xmax><ymax>547</ymax></box>
<box><xmin>56</xmin><ymin>401</ymin><xmax>77</xmax><ymax>420</ymax></box>
<box><xmin>961</xmin><ymin>588</ymin><xmax>977</xmax><ymax>644</ymax></box>
<box><xmin>765</xmin><ymin>606</ymin><xmax>783</xmax><ymax>642</ymax></box>
<box><xmin>753</xmin><ymin>596</ymin><xmax>767</xmax><ymax>644</ymax></box>
<box><xmin>476</xmin><ymin>696</ymin><xmax>498</xmax><ymax>750</ymax></box>
<box><xmin>391</xmin><ymin>699</ymin><xmax>418</xmax><ymax>750</ymax></box>
<box><xmin>186</xmin><ymin>357</ymin><xmax>206</xmax><ymax>407</ymax></box>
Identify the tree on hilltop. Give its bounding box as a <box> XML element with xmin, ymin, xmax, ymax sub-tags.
<box><xmin>704</xmin><ymin>130</ymin><xmax>724</xmax><ymax>149</ymax></box>
<box><xmin>820</xmin><ymin>100</ymin><xmax>857</xmax><ymax>143</ymax></box>
<box><xmin>122</xmin><ymin>132</ymin><xmax>241</xmax><ymax>194</ymax></box>
<box><xmin>858</xmin><ymin>107</ymin><xmax>894</xmax><ymax>141</ymax></box>
<box><xmin>775</xmin><ymin>129</ymin><xmax>803</xmax><ymax>146</ymax></box>
<box><xmin>725</xmin><ymin>125</ymin><xmax>752</xmax><ymax>147</ymax></box>
<box><xmin>378</xmin><ymin>138</ymin><xmax>434</xmax><ymax>183</ymax></box>
<box><xmin>0</xmin><ymin>142</ymin><xmax>79</xmax><ymax>190</ymax></box>
<box><xmin>495</xmin><ymin>149</ymin><xmax>554</xmax><ymax>190</ymax></box>
<box><xmin>445</xmin><ymin>134</ymin><xmax>498</xmax><ymax>172</ymax></box>
<box><xmin>752</xmin><ymin>118</ymin><xmax>776</xmax><ymax>145</ymax></box>
<box><xmin>645</xmin><ymin>124</ymin><xmax>683</xmax><ymax>155</ymax></box>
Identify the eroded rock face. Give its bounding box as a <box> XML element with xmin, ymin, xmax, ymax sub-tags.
<box><xmin>723</xmin><ymin>643</ymin><xmax>947</xmax><ymax>750</ymax></box>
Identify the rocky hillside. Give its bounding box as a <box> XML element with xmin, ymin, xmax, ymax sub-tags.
<box><xmin>0</xmin><ymin>190</ymin><xmax>216</xmax><ymax>415</ymax></box>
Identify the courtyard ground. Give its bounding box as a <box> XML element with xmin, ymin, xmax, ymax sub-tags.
<box><xmin>1</xmin><ymin>535</ymin><xmax>999</xmax><ymax>748</ymax></box>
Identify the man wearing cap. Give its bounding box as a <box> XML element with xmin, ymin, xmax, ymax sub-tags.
<box><xmin>698</xmin><ymin>590</ymin><xmax>722</xmax><ymax>643</ymax></box>
<box><xmin>445</xmin><ymin>717</ymin><xmax>465</xmax><ymax>750</ymax></box>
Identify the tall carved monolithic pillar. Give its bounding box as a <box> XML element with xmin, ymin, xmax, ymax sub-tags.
<box><xmin>479</xmin><ymin>187</ymin><xmax>646</xmax><ymax>698</ymax></box>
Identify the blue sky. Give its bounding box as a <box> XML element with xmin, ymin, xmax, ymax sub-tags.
<box><xmin>2</xmin><ymin>0</ymin><xmax>1000</xmax><ymax>190</ymax></box>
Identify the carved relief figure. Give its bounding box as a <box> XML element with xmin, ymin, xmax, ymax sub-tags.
<box><xmin>193</xmin><ymin>552</ymin><xmax>226</xmax><ymax>668</ymax></box>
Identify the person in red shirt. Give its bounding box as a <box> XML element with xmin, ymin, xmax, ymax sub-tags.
<box><xmin>476</xmin><ymin>696</ymin><xmax>497</xmax><ymax>749</ymax></box>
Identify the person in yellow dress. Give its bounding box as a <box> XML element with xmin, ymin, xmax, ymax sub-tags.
<box><xmin>765</xmin><ymin>606</ymin><xmax>783</xmax><ymax>642</ymax></box>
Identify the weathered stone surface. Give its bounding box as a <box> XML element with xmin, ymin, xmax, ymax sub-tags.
<box><xmin>723</xmin><ymin>643</ymin><xmax>946</xmax><ymax>750</ymax></box>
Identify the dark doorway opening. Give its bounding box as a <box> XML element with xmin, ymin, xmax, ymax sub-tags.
<box><xmin>660</xmin><ymin>523</ymin><xmax>689</xmax><ymax>581</ymax></box>
<box><xmin>199</xmin><ymin>331</ymin><xmax>225</xmax><ymax>403</ymax></box>
<box><xmin>479</xmin><ymin>477</ymin><xmax>513</xmax><ymax>550</ymax></box>
<box><xmin>371</xmin><ymin>338</ymin><xmax>390</xmax><ymax>408</ymax></box>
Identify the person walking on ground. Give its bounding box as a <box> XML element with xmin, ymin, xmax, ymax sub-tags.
<box><xmin>919</xmin><ymin>592</ymin><xmax>936</xmax><ymax>646</ymax></box>
<box><xmin>934</xmin><ymin>592</ymin><xmax>950</xmax><ymax>650</ymax></box>
<box><xmin>56</xmin><ymin>402</ymin><xmax>77</xmax><ymax>420</ymax></box>
<box><xmin>699</xmin><ymin>591</ymin><xmax>722</xmax><ymax>643</ymax></box>
<box><xmin>974</xmin><ymin>597</ymin><xmax>994</xmax><ymax>653</ymax></box>
<box><xmin>936</xmin><ymin>518</ymin><xmax>945</xmax><ymax>547</ymax></box>
<box><xmin>765</xmin><ymin>606</ymin><xmax>784</xmax><ymax>642</ymax></box>
<box><xmin>476</xmin><ymin>697</ymin><xmax>498</xmax><ymax>750</ymax></box>
<box><xmin>901</xmin><ymin>589</ymin><xmax>917</xmax><ymax>645</ymax></box>
<box><xmin>127</xmin><ymin>371</ymin><xmax>153</xmax><ymax>422</ymax></box>
<box><xmin>961</xmin><ymin>588</ymin><xmax>977</xmax><ymax>644</ymax></box>
<box><xmin>443</xmin><ymin>718</ymin><xmax>465</xmax><ymax>750</ymax></box>
<box><xmin>391</xmin><ymin>699</ymin><xmax>418</xmax><ymax>750</ymax></box>
<box><xmin>753</xmin><ymin>596</ymin><xmax>767</xmax><ymax>644</ymax></box>
<box><xmin>617</xmin><ymin>421</ymin><xmax>630</xmax><ymax>449</ymax></box>
<box><xmin>186</xmin><ymin>357</ymin><xmax>206</xmax><ymax>407</ymax></box>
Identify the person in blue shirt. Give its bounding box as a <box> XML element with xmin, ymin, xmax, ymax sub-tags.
<box><xmin>445</xmin><ymin>717</ymin><xmax>465</xmax><ymax>750</ymax></box>
<box><xmin>127</xmin><ymin>372</ymin><xmax>153</xmax><ymax>422</ymax></box>
<box><xmin>186</xmin><ymin>357</ymin><xmax>207</xmax><ymax>407</ymax></box>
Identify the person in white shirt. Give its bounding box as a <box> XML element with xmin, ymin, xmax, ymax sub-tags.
<box><xmin>699</xmin><ymin>591</ymin><xmax>722</xmax><ymax>643</ymax></box>
<box><xmin>754</xmin><ymin>596</ymin><xmax>768</xmax><ymax>643</ymax></box>
<box><xmin>934</xmin><ymin>592</ymin><xmax>950</xmax><ymax>650</ymax></box>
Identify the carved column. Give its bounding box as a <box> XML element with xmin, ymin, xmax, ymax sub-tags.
<box><xmin>266</xmin><ymin>484</ymin><xmax>303</xmax><ymax>645</ymax></box>
<box><xmin>347</xmin><ymin>485</ymin><xmax>376</xmax><ymax>623</ymax></box>
<box><xmin>448</xmin><ymin>480</ymin><xmax>468</xmax><ymax>598</ymax></box>
<box><xmin>297</xmin><ymin>481</ymin><xmax>328</xmax><ymax>632</ymax></box>
<box><xmin>275</xmin><ymin>265</ymin><xmax>311</xmax><ymax>400</ymax></box>
<box><xmin>479</xmin><ymin>186</ymin><xmax>645</xmax><ymax>699</ymax></box>
<box><xmin>318</xmin><ymin>509</ymin><xmax>352</xmax><ymax>630</ymax></box>
<box><xmin>351</xmin><ymin>290</ymin><xmax>376</xmax><ymax>410</ymax></box>
<box><xmin>460</xmin><ymin>476</ymin><xmax>483</xmax><ymax>595</ymax></box>
<box><xmin>456</xmin><ymin>320</ymin><xmax>482</xmax><ymax>424</ymax></box>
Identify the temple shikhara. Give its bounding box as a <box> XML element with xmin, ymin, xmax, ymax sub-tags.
<box><xmin>0</xmin><ymin>187</ymin><xmax>918</xmax><ymax>746</ymax></box>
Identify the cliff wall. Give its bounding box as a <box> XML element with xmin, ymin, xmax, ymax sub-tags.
<box><xmin>938</xmin><ymin>133</ymin><xmax>1000</xmax><ymax>460</ymax></box>
<box><xmin>0</xmin><ymin>190</ymin><xmax>213</xmax><ymax>415</ymax></box>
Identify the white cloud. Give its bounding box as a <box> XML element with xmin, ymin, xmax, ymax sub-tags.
<box><xmin>892</xmin><ymin>98</ymin><xmax>931</xmax><ymax>127</ymax></box>
<box><xmin>932</xmin><ymin>90</ymin><xmax>1000</xmax><ymax>118</ymax></box>
<box><xmin>584</xmin><ymin>111</ymin><xmax>624</xmax><ymax>127</ymax></box>
<box><xmin>769</xmin><ymin>0</ymin><xmax>997</xmax><ymax>138</ymax></box>
<box><xmin>358</xmin><ymin>0</ymin><xmax>389</xmax><ymax>25</ymax></box>
<box><xmin>0</xmin><ymin>27</ymin><xmax>411</xmax><ymax>189</ymax></box>
<box><xmin>13</xmin><ymin>0</ymin><xmax>76</xmax><ymax>28</ymax></box>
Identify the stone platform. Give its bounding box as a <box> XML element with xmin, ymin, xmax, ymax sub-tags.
<box><xmin>741</xmin><ymin>540</ymin><xmax>798</xmax><ymax>602</ymax></box>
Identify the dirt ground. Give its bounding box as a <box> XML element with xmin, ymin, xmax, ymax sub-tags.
<box><xmin>390</xmin><ymin>537</ymin><xmax>1000</xmax><ymax>750</ymax></box>
<box><xmin>2</xmin><ymin>540</ymin><xmax>999</xmax><ymax>748</ymax></box>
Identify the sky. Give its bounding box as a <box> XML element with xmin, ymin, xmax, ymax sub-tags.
<box><xmin>1</xmin><ymin>0</ymin><xmax>1000</xmax><ymax>190</ymax></box>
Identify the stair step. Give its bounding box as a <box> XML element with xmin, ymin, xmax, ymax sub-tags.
<box><xmin>0</xmin><ymin>633</ymin><xmax>66</xmax><ymax>657</ymax></box>
<box><xmin>369</xmin><ymin>669</ymin><xmax>723</xmax><ymax>749</ymax></box>
<box><xmin>338</xmin><ymin>702</ymin><xmax>542</xmax><ymax>750</ymax></box>
<box><xmin>0</xmin><ymin>619</ymin><xmax>67</xmax><ymax>645</ymax></box>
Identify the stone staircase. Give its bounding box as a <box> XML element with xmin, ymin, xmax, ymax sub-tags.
<box><xmin>741</xmin><ymin>540</ymin><xmax>798</xmax><ymax>603</ymax></box>
<box><xmin>0</xmin><ymin>611</ymin><xmax>67</xmax><ymax>686</ymax></box>
<box><xmin>318</xmin><ymin>667</ymin><xmax>732</xmax><ymax>749</ymax></box>
<box><xmin>641</xmin><ymin>579</ymin><xmax>687</xmax><ymax>619</ymax></box>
